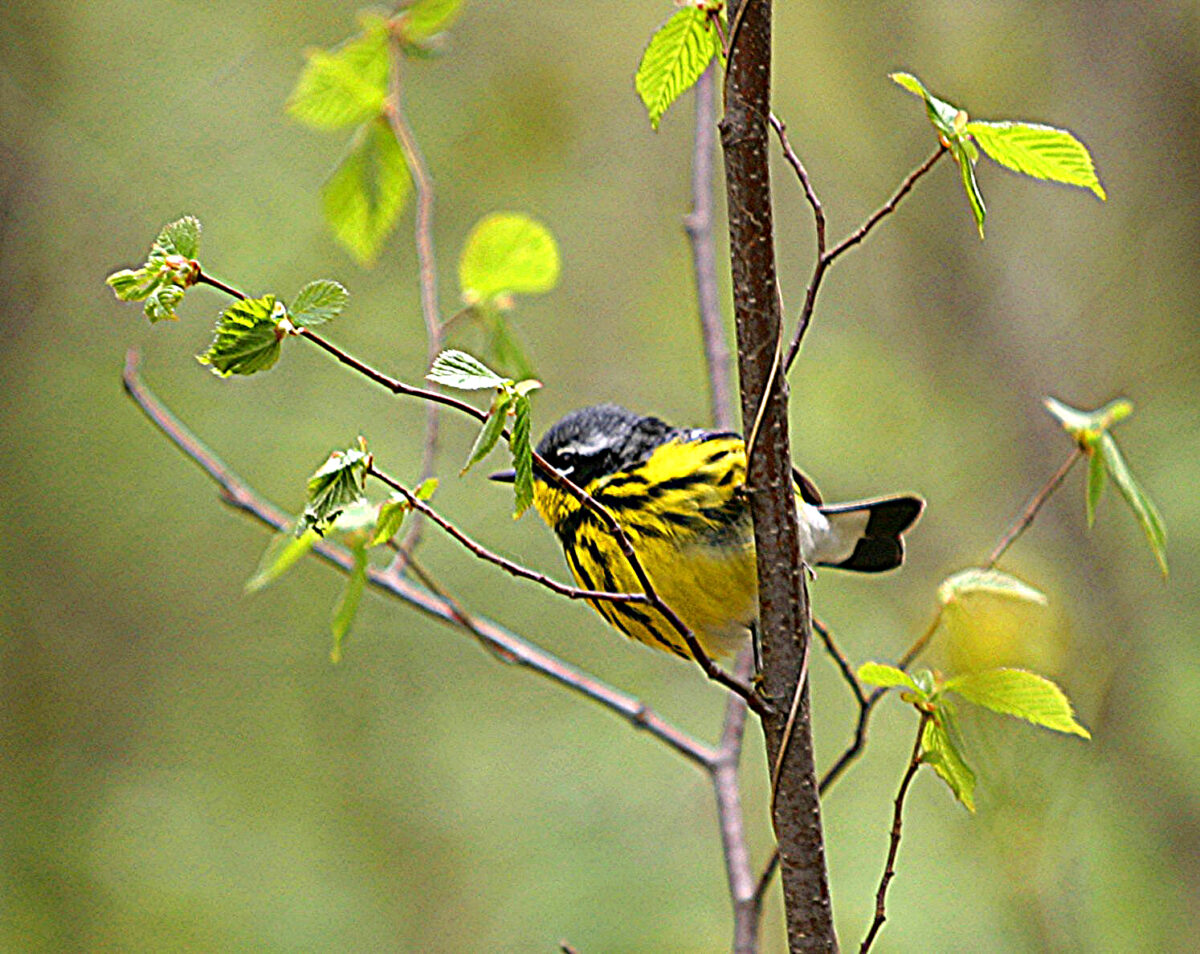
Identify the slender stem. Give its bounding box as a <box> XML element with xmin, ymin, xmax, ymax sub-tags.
<box><xmin>986</xmin><ymin>448</ymin><xmax>1083</xmax><ymax>568</ymax></box>
<box><xmin>769</xmin><ymin>114</ymin><xmax>825</xmax><ymax>258</ymax></box>
<box><xmin>780</xmin><ymin>144</ymin><xmax>947</xmax><ymax>374</ymax></box>
<box><xmin>859</xmin><ymin>714</ymin><xmax>928</xmax><ymax>953</ymax></box>
<box><xmin>684</xmin><ymin>63</ymin><xmax>735</xmax><ymax>432</ymax></box>
<box><xmin>385</xmin><ymin>39</ymin><xmax>444</xmax><ymax>562</ymax></box>
<box><xmin>122</xmin><ymin>350</ymin><xmax>720</xmax><ymax>768</ymax></box>
<box><xmin>196</xmin><ymin>270</ymin><xmax>247</xmax><ymax>301</ymax></box>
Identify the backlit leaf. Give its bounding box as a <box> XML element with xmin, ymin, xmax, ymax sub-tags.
<box><xmin>322</xmin><ymin>118</ymin><xmax>411</xmax><ymax>266</ymax></box>
<box><xmin>858</xmin><ymin>662</ymin><xmax>921</xmax><ymax>693</ymax></box>
<box><xmin>288</xmin><ymin>17</ymin><xmax>390</xmax><ymax>131</ymax></box>
<box><xmin>291</xmin><ymin>279</ymin><xmax>349</xmax><ymax>328</ymax></box>
<box><xmin>459</xmin><ymin>213</ymin><xmax>560</xmax><ymax>304</ymax></box>
<box><xmin>197</xmin><ymin>295</ymin><xmax>285</xmax><ymax>377</ymax></box>
<box><xmin>938</xmin><ymin>568</ymin><xmax>1047</xmax><ymax>607</ymax></box>
<box><xmin>922</xmin><ymin>715</ymin><xmax>976</xmax><ymax>812</ymax></box>
<box><xmin>967</xmin><ymin>121</ymin><xmax>1106</xmax><ymax>200</ymax></box>
<box><xmin>943</xmin><ymin>668</ymin><xmax>1091</xmax><ymax>738</ymax></box>
<box><xmin>246</xmin><ymin>528</ymin><xmax>320</xmax><ymax>592</ymax></box>
<box><xmin>427</xmin><ymin>349</ymin><xmax>505</xmax><ymax>390</ymax></box>
<box><xmin>1099</xmin><ymin>433</ymin><xmax>1168</xmax><ymax>576</ymax></box>
<box><xmin>635</xmin><ymin>7</ymin><xmax>719</xmax><ymax>130</ymax></box>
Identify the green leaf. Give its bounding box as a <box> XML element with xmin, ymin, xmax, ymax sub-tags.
<box><xmin>197</xmin><ymin>295</ymin><xmax>285</xmax><ymax>377</ymax></box>
<box><xmin>889</xmin><ymin>71</ymin><xmax>963</xmax><ymax>140</ymax></box>
<box><xmin>288</xmin><ymin>16</ymin><xmax>390</xmax><ymax>131</ymax></box>
<box><xmin>371</xmin><ymin>495</ymin><xmax>409</xmax><ymax>546</ymax></box>
<box><xmin>966</xmin><ymin>121</ymin><xmax>1106</xmax><ymax>200</ymax></box>
<box><xmin>322</xmin><ymin>118</ymin><xmax>412</xmax><ymax>266</ymax></box>
<box><xmin>398</xmin><ymin>0</ymin><xmax>464</xmax><ymax>43</ymax></box>
<box><xmin>943</xmin><ymin>668</ymin><xmax>1091</xmax><ymax>738</ymax></box>
<box><xmin>857</xmin><ymin>662</ymin><xmax>920</xmax><ymax>693</ymax></box>
<box><xmin>300</xmin><ymin>446</ymin><xmax>371</xmax><ymax>536</ymax></box>
<box><xmin>106</xmin><ymin>267</ymin><xmax>162</xmax><ymax>302</ymax></box>
<box><xmin>938</xmin><ymin>568</ymin><xmax>1047</xmax><ymax>607</ymax></box>
<box><xmin>459</xmin><ymin>213</ymin><xmax>561</xmax><ymax>304</ymax></box>
<box><xmin>1086</xmin><ymin>446</ymin><xmax>1106</xmax><ymax>527</ymax></box>
<box><xmin>155</xmin><ymin>215</ymin><xmax>202</xmax><ymax>259</ymax></box>
<box><xmin>246</xmin><ymin>527</ymin><xmax>320</xmax><ymax>593</ymax></box>
<box><xmin>463</xmin><ymin>392</ymin><xmax>511</xmax><ymax>474</ymax></box>
<box><xmin>635</xmin><ymin>7</ymin><xmax>719</xmax><ymax>130</ymax></box>
<box><xmin>511</xmin><ymin>393</ymin><xmax>534</xmax><ymax>517</ymax></box>
<box><xmin>144</xmin><ymin>283</ymin><xmax>186</xmax><ymax>323</ymax></box>
<box><xmin>291</xmin><ymin>279</ymin><xmax>349</xmax><ymax>328</ymax></box>
<box><xmin>486</xmin><ymin>312</ymin><xmax>537</xmax><ymax>380</ymax></box>
<box><xmin>1099</xmin><ymin>433</ymin><xmax>1168</xmax><ymax>576</ymax></box>
<box><xmin>921</xmin><ymin>715</ymin><xmax>976</xmax><ymax>811</ymax></box>
<box><xmin>953</xmin><ymin>140</ymin><xmax>987</xmax><ymax>237</ymax></box>
<box><xmin>427</xmin><ymin>349</ymin><xmax>506</xmax><ymax>390</ymax></box>
<box><xmin>1044</xmin><ymin>396</ymin><xmax>1134</xmax><ymax>446</ymax></box>
<box><xmin>330</xmin><ymin>543</ymin><xmax>369</xmax><ymax>663</ymax></box>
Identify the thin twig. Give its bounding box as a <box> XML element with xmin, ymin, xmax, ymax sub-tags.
<box><xmin>196</xmin><ymin>271</ymin><xmax>247</xmax><ymax>301</ymax></box>
<box><xmin>684</xmin><ymin>63</ymin><xmax>734</xmax><ymax>432</ymax></box>
<box><xmin>779</xmin><ymin>143</ymin><xmax>948</xmax><ymax>374</ymax></box>
<box><xmin>122</xmin><ymin>350</ymin><xmax>719</xmax><ymax>768</ymax></box>
<box><xmin>712</xmin><ymin>651</ymin><xmax>759</xmax><ymax>954</ymax></box>
<box><xmin>986</xmin><ymin>448</ymin><xmax>1083</xmax><ymax>569</ymax></box>
<box><xmin>385</xmin><ymin>38</ymin><xmax>443</xmax><ymax>564</ymax></box>
<box><xmin>859</xmin><ymin>714</ymin><xmax>928</xmax><ymax>953</ymax></box>
<box><xmin>769</xmin><ymin>114</ymin><xmax>825</xmax><ymax>258</ymax></box>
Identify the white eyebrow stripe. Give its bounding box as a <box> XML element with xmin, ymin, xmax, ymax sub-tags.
<box><xmin>557</xmin><ymin>438</ymin><xmax>610</xmax><ymax>458</ymax></box>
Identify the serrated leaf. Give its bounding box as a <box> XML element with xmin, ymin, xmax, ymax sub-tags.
<box><xmin>921</xmin><ymin>716</ymin><xmax>976</xmax><ymax>811</ymax></box>
<box><xmin>197</xmin><ymin>295</ymin><xmax>285</xmax><ymax>376</ymax></box>
<box><xmin>299</xmin><ymin>447</ymin><xmax>371</xmax><ymax>536</ymax></box>
<box><xmin>943</xmin><ymin>668</ymin><xmax>1091</xmax><ymax>738</ymax></box>
<box><xmin>635</xmin><ymin>7</ymin><xmax>718</xmax><ymax>130</ymax></box>
<box><xmin>858</xmin><ymin>662</ymin><xmax>921</xmax><ymax>693</ymax></box>
<box><xmin>511</xmin><ymin>393</ymin><xmax>534</xmax><ymax>518</ymax></box>
<box><xmin>459</xmin><ymin>213</ymin><xmax>560</xmax><ymax>304</ymax></box>
<box><xmin>463</xmin><ymin>392</ymin><xmax>511</xmax><ymax>474</ymax></box>
<box><xmin>106</xmin><ymin>267</ymin><xmax>161</xmax><ymax>302</ymax></box>
<box><xmin>288</xmin><ymin>17</ymin><xmax>390</xmax><ymax>131</ymax></box>
<box><xmin>371</xmin><ymin>495</ymin><xmax>410</xmax><ymax>546</ymax></box>
<box><xmin>330</xmin><ymin>543</ymin><xmax>369</xmax><ymax>663</ymax></box>
<box><xmin>322</xmin><ymin>118</ymin><xmax>411</xmax><ymax>266</ymax></box>
<box><xmin>1086</xmin><ymin>446</ymin><xmax>1106</xmax><ymax>527</ymax></box>
<box><xmin>938</xmin><ymin>568</ymin><xmax>1047</xmax><ymax>607</ymax></box>
<box><xmin>246</xmin><ymin>527</ymin><xmax>320</xmax><ymax>592</ymax></box>
<box><xmin>1099</xmin><ymin>433</ymin><xmax>1168</xmax><ymax>576</ymax></box>
<box><xmin>399</xmin><ymin>0</ymin><xmax>464</xmax><ymax>43</ymax></box>
<box><xmin>291</xmin><ymin>279</ymin><xmax>349</xmax><ymax>328</ymax></box>
<box><xmin>427</xmin><ymin>349</ymin><xmax>505</xmax><ymax>390</ymax></box>
<box><xmin>155</xmin><ymin>216</ymin><xmax>202</xmax><ymax>259</ymax></box>
<box><xmin>144</xmin><ymin>283</ymin><xmax>185</xmax><ymax>323</ymax></box>
<box><xmin>966</xmin><ymin>121</ymin><xmax>1106</xmax><ymax>200</ymax></box>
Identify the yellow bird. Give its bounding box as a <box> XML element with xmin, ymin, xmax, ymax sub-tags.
<box><xmin>493</xmin><ymin>404</ymin><xmax>923</xmax><ymax>661</ymax></box>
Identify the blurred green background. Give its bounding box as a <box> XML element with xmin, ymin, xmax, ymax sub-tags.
<box><xmin>2</xmin><ymin>1</ymin><xmax>1197</xmax><ymax>951</ymax></box>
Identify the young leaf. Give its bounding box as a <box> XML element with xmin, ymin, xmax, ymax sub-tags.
<box><xmin>943</xmin><ymin>668</ymin><xmax>1091</xmax><ymax>738</ymax></box>
<box><xmin>287</xmin><ymin>16</ymin><xmax>390</xmax><ymax>131</ymax></box>
<box><xmin>246</xmin><ymin>528</ymin><xmax>320</xmax><ymax>593</ymax></box>
<box><xmin>459</xmin><ymin>213</ymin><xmax>561</xmax><ymax>304</ymax></box>
<box><xmin>322</xmin><ymin>118</ymin><xmax>411</xmax><ymax>266</ymax></box>
<box><xmin>106</xmin><ymin>267</ymin><xmax>162</xmax><ymax>302</ymax></box>
<box><xmin>511</xmin><ymin>393</ymin><xmax>534</xmax><ymax>517</ymax></box>
<box><xmin>427</xmin><ymin>349</ymin><xmax>506</xmax><ymax>390</ymax></box>
<box><xmin>938</xmin><ymin>568</ymin><xmax>1047</xmax><ymax>607</ymax></box>
<box><xmin>635</xmin><ymin>7</ymin><xmax>719</xmax><ymax>130</ymax></box>
<box><xmin>154</xmin><ymin>216</ymin><xmax>202</xmax><ymax>259</ymax></box>
<box><xmin>197</xmin><ymin>295</ymin><xmax>285</xmax><ymax>377</ymax></box>
<box><xmin>889</xmin><ymin>71</ymin><xmax>962</xmax><ymax>140</ymax></box>
<box><xmin>299</xmin><ymin>446</ymin><xmax>371</xmax><ymax>535</ymax></box>
<box><xmin>371</xmin><ymin>495</ymin><xmax>409</xmax><ymax>546</ymax></box>
<box><xmin>1044</xmin><ymin>395</ymin><xmax>1134</xmax><ymax>446</ymax></box>
<box><xmin>921</xmin><ymin>715</ymin><xmax>976</xmax><ymax>812</ymax></box>
<box><xmin>462</xmin><ymin>392</ymin><xmax>512</xmax><ymax>474</ymax></box>
<box><xmin>953</xmin><ymin>139</ymin><xmax>987</xmax><ymax>237</ymax></box>
<box><xmin>1086</xmin><ymin>446</ymin><xmax>1106</xmax><ymax>527</ymax></box>
<box><xmin>858</xmin><ymin>662</ymin><xmax>921</xmax><ymax>693</ymax></box>
<box><xmin>291</xmin><ymin>279</ymin><xmax>349</xmax><ymax>328</ymax></box>
<box><xmin>143</xmin><ymin>284</ymin><xmax>186</xmax><ymax>324</ymax></box>
<box><xmin>487</xmin><ymin>312</ymin><xmax>537</xmax><ymax>379</ymax></box>
<box><xmin>398</xmin><ymin>0</ymin><xmax>464</xmax><ymax>44</ymax></box>
<box><xmin>1099</xmin><ymin>433</ymin><xmax>1168</xmax><ymax>576</ymax></box>
<box><xmin>414</xmin><ymin>477</ymin><xmax>439</xmax><ymax>500</ymax></box>
<box><xmin>330</xmin><ymin>543</ymin><xmax>369</xmax><ymax>663</ymax></box>
<box><xmin>966</xmin><ymin>121</ymin><xmax>1106</xmax><ymax>200</ymax></box>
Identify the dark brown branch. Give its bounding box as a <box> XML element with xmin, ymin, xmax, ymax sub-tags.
<box><xmin>721</xmin><ymin>0</ymin><xmax>836</xmax><ymax>948</ymax></box>
<box><xmin>780</xmin><ymin>143</ymin><xmax>947</xmax><ymax>374</ymax></box>
<box><xmin>684</xmin><ymin>63</ymin><xmax>735</xmax><ymax>431</ymax></box>
<box><xmin>385</xmin><ymin>38</ymin><xmax>444</xmax><ymax>562</ymax></box>
<box><xmin>859</xmin><ymin>714</ymin><xmax>928</xmax><ymax>953</ymax></box>
<box><xmin>986</xmin><ymin>448</ymin><xmax>1083</xmax><ymax>568</ymax></box>
<box><xmin>122</xmin><ymin>350</ymin><xmax>719</xmax><ymax>769</ymax></box>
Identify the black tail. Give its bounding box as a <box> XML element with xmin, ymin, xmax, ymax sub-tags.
<box><xmin>818</xmin><ymin>496</ymin><xmax>924</xmax><ymax>573</ymax></box>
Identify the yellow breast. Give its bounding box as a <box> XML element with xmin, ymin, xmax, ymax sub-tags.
<box><xmin>533</xmin><ymin>436</ymin><xmax>756</xmax><ymax>659</ymax></box>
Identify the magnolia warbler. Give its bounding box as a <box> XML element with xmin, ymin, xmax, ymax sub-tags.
<box><xmin>491</xmin><ymin>404</ymin><xmax>923</xmax><ymax>662</ymax></box>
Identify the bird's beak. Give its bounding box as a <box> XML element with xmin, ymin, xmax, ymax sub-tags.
<box><xmin>489</xmin><ymin>468</ymin><xmax>516</xmax><ymax>484</ymax></box>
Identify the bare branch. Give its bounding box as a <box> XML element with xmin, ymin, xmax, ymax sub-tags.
<box><xmin>859</xmin><ymin>714</ymin><xmax>928</xmax><ymax>953</ymax></box>
<box><xmin>684</xmin><ymin>63</ymin><xmax>735</xmax><ymax>431</ymax></box>
<box><xmin>986</xmin><ymin>448</ymin><xmax>1083</xmax><ymax>569</ymax></box>
<box><xmin>122</xmin><ymin>350</ymin><xmax>719</xmax><ymax>769</ymax></box>
<box><xmin>385</xmin><ymin>38</ymin><xmax>444</xmax><ymax>562</ymax></box>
